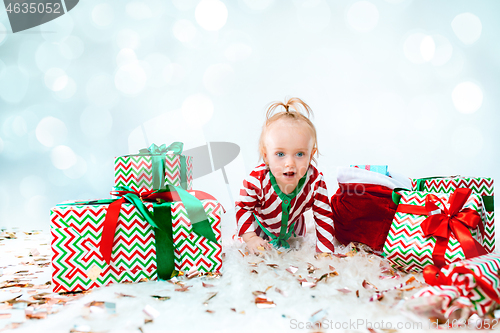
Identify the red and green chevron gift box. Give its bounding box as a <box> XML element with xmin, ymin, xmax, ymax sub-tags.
<box><xmin>114</xmin><ymin>143</ymin><xmax>193</xmax><ymax>192</ymax></box>
<box><xmin>50</xmin><ymin>197</ymin><xmax>222</xmax><ymax>292</ymax></box>
<box><xmin>411</xmin><ymin>253</ymin><xmax>500</xmax><ymax>317</ymax></box>
<box><xmin>411</xmin><ymin>176</ymin><xmax>494</xmax><ymax>252</ymax></box>
<box><xmin>383</xmin><ymin>189</ymin><xmax>488</xmax><ymax>272</ymax></box>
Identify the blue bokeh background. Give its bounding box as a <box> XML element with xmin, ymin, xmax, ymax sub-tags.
<box><xmin>0</xmin><ymin>0</ymin><xmax>499</xmax><ymax>232</ymax></box>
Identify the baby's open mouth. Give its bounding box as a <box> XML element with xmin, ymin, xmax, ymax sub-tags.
<box><xmin>283</xmin><ymin>171</ymin><xmax>295</xmax><ymax>177</ymax></box>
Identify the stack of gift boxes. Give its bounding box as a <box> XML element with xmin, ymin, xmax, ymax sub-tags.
<box><xmin>50</xmin><ymin>143</ymin><xmax>223</xmax><ymax>293</ymax></box>
<box><xmin>335</xmin><ymin>165</ymin><xmax>497</xmax><ymax>320</ymax></box>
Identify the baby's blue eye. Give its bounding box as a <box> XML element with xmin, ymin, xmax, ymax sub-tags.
<box><xmin>276</xmin><ymin>152</ymin><xmax>284</xmax><ymax>157</ymax></box>
<box><xmin>297</xmin><ymin>152</ymin><xmax>304</xmax><ymax>157</ymax></box>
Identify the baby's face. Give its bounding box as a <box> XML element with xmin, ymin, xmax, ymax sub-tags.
<box><xmin>263</xmin><ymin>120</ymin><xmax>315</xmax><ymax>195</ymax></box>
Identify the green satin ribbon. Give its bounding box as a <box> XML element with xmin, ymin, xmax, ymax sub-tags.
<box><xmin>414</xmin><ymin>177</ymin><xmax>494</xmax><ymax>212</ymax></box>
<box><xmin>252</xmin><ymin>171</ymin><xmax>307</xmax><ymax>249</ymax></box>
<box><xmin>135</xmin><ymin>142</ymin><xmax>188</xmax><ymax>190</ymax></box>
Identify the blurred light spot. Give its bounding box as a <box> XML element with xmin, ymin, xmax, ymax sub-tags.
<box><xmin>398</xmin><ymin>60</ymin><xmax>432</xmax><ymax>86</ymax></box>
<box><xmin>0</xmin><ymin>136</ymin><xmax>3</xmax><ymax>153</ymax></box>
<box><xmin>20</xmin><ymin>175</ymin><xmax>46</xmax><ymax>199</ymax></box>
<box><xmin>346</xmin><ymin>1</ymin><xmax>379</xmax><ymax>33</ymax></box>
<box><xmin>36</xmin><ymin>42</ymin><xmax>70</xmax><ymax>72</ymax></box>
<box><xmin>451</xmin><ymin>13</ymin><xmax>482</xmax><ymax>45</ymax></box>
<box><xmin>116</xmin><ymin>48</ymin><xmax>138</xmax><ymax>67</ymax></box>
<box><xmin>243</xmin><ymin>0</ymin><xmax>274</xmax><ymax>10</ymax></box>
<box><xmin>173</xmin><ymin>19</ymin><xmax>197</xmax><ymax>43</ymax></box>
<box><xmin>431</xmin><ymin>35</ymin><xmax>453</xmax><ymax>66</ymax></box>
<box><xmin>12</xmin><ymin>116</ymin><xmax>27</xmax><ymax>136</ymax></box>
<box><xmin>51</xmin><ymin>145</ymin><xmax>77</xmax><ymax>170</ymax></box>
<box><xmin>115</xmin><ymin>62</ymin><xmax>147</xmax><ymax>95</ymax></box>
<box><xmin>59</xmin><ymin>36</ymin><xmax>84</xmax><ymax>60</ymax></box>
<box><xmin>86</xmin><ymin>74</ymin><xmax>119</xmax><ymax>107</ymax></box>
<box><xmin>452</xmin><ymin>81</ymin><xmax>483</xmax><ymax>114</ymax></box>
<box><xmin>41</xmin><ymin>12</ymin><xmax>74</xmax><ymax>42</ymax></box>
<box><xmin>195</xmin><ymin>0</ymin><xmax>228</xmax><ymax>31</ymax></box>
<box><xmin>116</xmin><ymin>29</ymin><xmax>140</xmax><ymax>49</ymax></box>
<box><xmin>203</xmin><ymin>63</ymin><xmax>235</xmax><ymax>95</ymax></box>
<box><xmin>54</xmin><ymin>77</ymin><xmax>77</xmax><ymax>100</ymax></box>
<box><xmin>0</xmin><ymin>66</ymin><xmax>29</xmax><ymax>104</ymax></box>
<box><xmin>436</xmin><ymin>50</ymin><xmax>464</xmax><ymax>79</ymax></box>
<box><xmin>144</xmin><ymin>53</ymin><xmax>170</xmax><ymax>88</ymax></box>
<box><xmin>63</xmin><ymin>155</ymin><xmax>88</xmax><ymax>179</ymax></box>
<box><xmin>80</xmin><ymin>106</ymin><xmax>113</xmax><ymax>138</ymax></box>
<box><xmin>296</xmin><ymin>0</ymin><xmax>331</xmax><ymax>33</ymax></box>
<box><xmin>48</xmin><ymin>168</ymin><xmax>71</xmax><ymax>187</ymax></box>
<box><xmin>225</xmin><ymin>43</ymin><xmax>252</xmax><ymax>62</ymax></box>
<box><xmin>92</xmin><ymin>4</ymin><xmax>114</xmax><ymax>27</ymax></box>
<box><xmin>163</xmin><ymin>63</ymin><xmax>185</xmax><ymax>85</ymax></box>
<box><xmin>182</xmin><ymin>94</ymin><xmax>214</xmax><ymax>129</ymax></box>
<box><xmin>420</xmin><ymin>36</ymin><xmax>435</xmax><ymax>61</ymax></box>
<box><xmin>0</xmin><ymin>22</ymin><xmax>7</xmax><ymax>45</ymax></box>
<box><xmin>172</xmin><ymin>0</ymin><xmax>198</xmax><ymax>11</ymax></box>
<box><xmin>36</xmin><ymin>117</ymin><xmax>67</xmax><ymax>147</ymax></box>
<box><xmin>403</xmin><ymin>33</ymin><xmax>426</xmax><ymax>64</ymax></box>
<box><xmin>126</xmin><ymin>2</ymin><xmax>152</xmax><ymax>20</ymax></box>
<box><xmin>452</xmin><ymin>126</ymin><xmax>483</xmax><ymax>156</ymax></box>
<box><xmin>25</xmin><ymin>195</ymin><xmax>50</xmax><ymax>220</ymax></box>
<box><xmin>45</xmin><ymin>68</ymin><xmax>68</xmax><ymax>91</ymax></box>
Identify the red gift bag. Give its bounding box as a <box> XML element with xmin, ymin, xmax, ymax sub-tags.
<box><xmin>330</xmin><ymin>167</ymin><xmax>410</xmax><ymax>252</ymax></box>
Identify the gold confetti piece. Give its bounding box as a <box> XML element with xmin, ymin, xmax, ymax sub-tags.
<box><xmin>286</xmin><ymin>266</ymin><xmax>298</xmax><ymax>274</ymax></box>
<box><xmin>248</xmin><ymin>262</ymin><xmax>258</xmax><ymax>267</ymax></box>
<box><xmin>206</xmin><ymin>309</ymin><xmax>215</xmax><ymax>313</ymax></box>
<box><xmin>238</xmin><ymin>250</ymin><xmax>245</xmax><ymax>257</ymax></box>
<box><xmin>277</xmin><ymin>251</ymin><xmax>282</xmax><ymax>255</ymax></box>
<box><xmin>336</xmin><ymin>287</ymin><xmax>352</xmax><ymax>294</ymax></box>
<box><xmin>405</xmin><ymin>276</ymin><xmax>416</xmax><ymax>284</ymax></box>
<box><xmin>307</xmin><ymin>263</ymin><xmax>318</xmax><ymax>274</ymax></box>
<box><xmin>250</xmin><ymin>269</ymin><xmax>258</xmax><ymax>274</ymax></box>
<box><xmin>265</xmin><ymin>286</ymin><xmax>273</xmax><ymax>292</ymax></box>
<box><xmin>362</xmin><ymin>280</ymin><xmax>378</xmax><ymax>290</ymax></box>
<box><xmin>257</xmin><ymin>246</ymin><xmax>265</xmax><ymax>251</ymax></box>
<box><xmin>252</xmin><ymin>291</ymin><xmax>266</xmax><ymax>296</ymax></box>
<box><xmin>332</xmin><ymin>253</ymin><xmax>347</xmax><ymax>258</ymax></box>
<box><xmin>151</xmin><ymin>295</ymin><xmax>170</xmax><ymax>301</ymax></box>
<box><xmin>297</xmin><ymin>278</ymin><xmax>307</xmax><ymax>283</ymax></box>
<box><xmin>356</xmin><ymin>290</ymin><xmax>359</xmax><ymax>298</ymax></box>
<box><xmin>266</xmin><ymin>263</ymin><xmax>279</xmax><ymax>268</ymax></box>
<box><xmin>255</xmin><ymin>295</ymin><xmax>276</xmax><ymax>308</ymax></box>
<box><xmin>86</xmin><ymin>264</ymin><xmax>102</xmax><ymax>282</ymax></box>
<box><xmin>115</xmin><ymin>292</ymin><xmax>136</xmax><ymax>298</ymax></box>
<box><xmin>230</xmin><ymin>308</ymin><xmax>236</xmax><ymax>312</ymax></box>
<box><xmin>202</xmin><ymin>282</ymin><xmax>214</xmax><ymax>288</ymax></box>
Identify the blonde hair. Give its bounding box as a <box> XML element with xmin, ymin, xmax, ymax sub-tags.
<box><xmin>259</xmin><ymin>97</ymin><xmax>319</xmax><ymax>164</ymax></box>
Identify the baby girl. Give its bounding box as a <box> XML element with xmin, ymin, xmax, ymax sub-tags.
<box><xmin>235</xmin><ymin>97</ymin><xmax>336</xmax><ymax>254</ymax></box>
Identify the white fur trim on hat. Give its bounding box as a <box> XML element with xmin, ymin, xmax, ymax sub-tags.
<box><xmin>337</xmin><ymin>166</ymin><xmax>411</xmax><ymax>190</ymax></box>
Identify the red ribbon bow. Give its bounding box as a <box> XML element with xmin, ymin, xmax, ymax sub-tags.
<box><xmin>397</xmin><ymin>188</ymin><xmax>486</xmax><ymax>268</ymax></box>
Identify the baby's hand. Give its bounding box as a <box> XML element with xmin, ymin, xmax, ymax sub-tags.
<box><xmin>242</xmin><ymin>232</ymin><xmax>272</xmax><ymax>255</ymax></box>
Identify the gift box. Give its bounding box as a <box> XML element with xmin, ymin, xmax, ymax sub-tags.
<box><xmin>350</xmin><ymin>165</ymin><xmax>388</xmax><ymax>176</ymax></box>
<box><xmin>383</xmin><ymin>188</ymin><xmax>488</xmax><ymax>272</ymax></box>
<box><xmin>411</xmin><ymin>253</ymin><xmax>500</xmax><ymax>317</ymax></box>
<box><xmin>411</xmin><ymin>176</ymin><xmax>494</xmax><ymax>252</ymax></box>
<box><xmin>50</xmin><ymin>187</ymin><xmax>222</xmax><ymax>292</ymax></box>
<box><xmin>114</xmin><ymin>142</ymin><xmax>193</xmax><ymax>192</ymax></box>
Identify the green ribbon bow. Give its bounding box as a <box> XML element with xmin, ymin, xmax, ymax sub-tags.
<box><xmin>136</xmin><ymin>142</ymin><xmax>187</xmax><ymax>190</ymax></box>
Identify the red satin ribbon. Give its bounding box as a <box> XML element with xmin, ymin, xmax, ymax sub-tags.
<box><xmin>100</xmin><ymin>188</ymin><xmax>221</xmax><ymax>264</ymax></box>
<box><xmin>424</xmin><ymin>265</ymin><xmax>500</xmax><ymax>304</ymax></box>
<box><xmin>397</xmin><ymin>188</ymin><xmax>486</xmax><ymax>268</ymax></box>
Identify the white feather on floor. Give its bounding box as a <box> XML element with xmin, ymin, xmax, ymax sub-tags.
<box><xmin>1</xmin><ymin>214</ymin><xmax>438</xmax><ymax>333</ymax></box>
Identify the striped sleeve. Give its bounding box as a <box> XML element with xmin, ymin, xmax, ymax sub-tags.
<box><xmin>235</xmin><ymin>167</ymin><xmax>264</xmax><ymax>236</ymax></box>
<box><xmin>312</xmin><ymin>172</ymin><xmax>336</xmax><ymax>253</ymax></box>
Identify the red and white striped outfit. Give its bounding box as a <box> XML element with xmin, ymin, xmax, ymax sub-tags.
<box><xmin>235</xmin><ymin>163</ymin><xmax>336</xmax><ymax>252</ymax></box>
